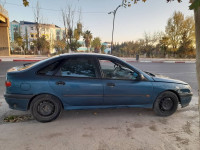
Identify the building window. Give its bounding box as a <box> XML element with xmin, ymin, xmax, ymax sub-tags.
<box><xmin>31</xmin><ymin>27</ymin><xmax>34</xmax><ymax>30</ymax></box>
<box><xmin>13</xmin><ymin>26</ymin><xmax>18</xmax><ymax>32</ymax></box>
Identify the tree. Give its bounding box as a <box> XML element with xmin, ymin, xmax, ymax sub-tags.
<box><xmin>13</xmin><ymin>31</ymin><xmax>26</xmax><ymax>54</ymax></box>
<box><xmin>182</xmin><ymin>16</ymin><xmax>195</xmax><ymax>41</ymax></box>
<box><xmin>73</xmin><ymin>24</ymin><xmax>82</xmax><ymax>44</ymax></box>
<box><xmin>165</xmin><ymin>11</ymin><xmax>184</xmax><ymax>57</ymax></box>
<box><xmin>176</xmin><ymin>15</ymin><xmax>195</xmax><ymax>58</ymax></box>
<box><xmin>24</xmin><ymin>27</ymin><xmax>29</xmax><ymax>55</ymax></box>
<box><xmin>10</xmin><ymin>42</ymin><xmax>19</xmax><ymax>51</ymax></box>
<box><xmin>193</xmin><ymin>2</ymin><xmax>200</xmax><ymax>112</ymax></box>
<box><xmin>75</xmin><ymin>10</ymin><xmax>83</xmax><ymax>41</ymax></box>
<box><xmin>68</xmin><ymin>41</ymin><xmax>81</xmax><ymax>52</ymax></box>
<box><xmin>178</xmin><ymin>32</ymin><xmax>195</xmax><ymax>58</ymax></box>
<box><xmin>0</xmin><ymin>0</ymin><xmax>7</xmax><ymax>7</ymax></box>
<box><xmin>125</xmin><ymin>0</ymin><xmax>200</xmax><ymax>113</ymax></box>
<box><xmin>61</xmin><ymin>5</ymin><xmax>82</xmax><ymax>51</ymax></box>
<box><xmin>33</xmin><ymin>1</ymin><xmax>42</xmax><ymax>54</ymax></box>
<box><xmin>164</xmin><ymin>12</ymin><xmax>195</xmax><ymax>57</ymax></box>
<box><xmin>62</xmin><ymin>5</ymin><xmax>74</xmax><ymax>51</ymax></box>
<box><xmin>32</xmin><ymin>36</ymin><xmax>50</xmax><ymax>55</ymax></box>
<box><xmin>83</xmin><ymin>30</ymin><xmax>93</xmax><ymax>51</ymax></box>
<box><xmin>54</xmin><ymin>40</ymin><xmax>66</xmax><ymax>54</ymax></box>
<box><xmin>160</xmin><ymin>36</ymin><xmax>170</xmax><ymax>58</ymax></box>
<box><xmin>14</xmin><ymin>32</ymin><xmax>23</xmax><ymax>48</ymax></box>
<box><xmin>22</xmin><ymin>0</ymin><xmax>29</xmax><ymax>6</ymax></box>
<box><xmin>92</xmin><ymin>37</ymin><xmax>101</xmax><ymax>53</ymax></box>
<box><xmin>143</xmin><ymin>32</ymin><xmax>154</xmax><ymax>57</ymax></box>
<box><xmin>74</xmin><ymin>29</ymin><xmax>81</xmax><ymax>41</ymax></box>
<box><xmin>140</xmin><ymin>32</ymin><xmax>163</xmax><ymax>58</ymax></box>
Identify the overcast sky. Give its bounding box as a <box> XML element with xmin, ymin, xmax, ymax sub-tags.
<box><xmin>3</xmin><ymin>0</ymin><xmax>193</xmax><ymax>43</ymax></box>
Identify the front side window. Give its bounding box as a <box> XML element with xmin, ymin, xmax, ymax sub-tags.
<box><xmin>99</xmin><ymin>59</ymin><xmax>139</xmax><ymax>80</ymax></box>
<box><xmin>57</xmin><ymin>58</ymin><xmax>97</xmax><ymax>78</ymax></box>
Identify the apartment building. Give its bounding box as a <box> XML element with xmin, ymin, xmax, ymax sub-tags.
<box><xmin>10</xmin><ymin>20</ymin><xmax>65</xmax><ymax>53</ymax></box>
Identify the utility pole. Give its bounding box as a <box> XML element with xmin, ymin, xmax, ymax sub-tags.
<box><xmin>108</xmin><ymin>0</ymin><xmax>125</xmax><ymax>54</ymax></box>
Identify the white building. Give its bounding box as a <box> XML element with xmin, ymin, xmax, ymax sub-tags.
<box><xmin>10</xmin><ymin>20</ymin><xmax>66</xmax><ymax>53</ymax></box>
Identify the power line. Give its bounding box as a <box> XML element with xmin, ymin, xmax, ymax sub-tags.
<box><xmin>4</xmin><ymin>1</ymin><xmax>108</xmax><ymax>14</ymax></box>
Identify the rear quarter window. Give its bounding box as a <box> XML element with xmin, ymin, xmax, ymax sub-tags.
<box><xmin>18</xmin><ymin>56</ymin><xmax>60</xmax><ymax>71</ymax></box>
<box><xmin>37</xmin><ymin>61</ymin><xmax>60</xmax><ymax>76</ymax></box>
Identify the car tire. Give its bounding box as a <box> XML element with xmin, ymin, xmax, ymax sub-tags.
<box><xmin>153</xmin><ymin>91</ymin><xmax>179</xmax><ymax>116</ymax></box>
<box><xmin>30</xmin><ymin>94</ymin><xmax>62</xmax><ymax>123</ymax></box>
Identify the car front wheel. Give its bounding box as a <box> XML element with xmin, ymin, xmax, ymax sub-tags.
<box><xmin>153</xmin><ymin>91</ymin><xmax>179</xmax><ymax>116</ymax></box>
<box><xmin>30</xmin><ymin>94</ymin><xmax>62</xmax><ymax>122</ymax></box>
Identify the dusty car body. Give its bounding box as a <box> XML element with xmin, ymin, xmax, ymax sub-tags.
<box><xmin>4</xmin><ymin>54</ymin><xmax>192</xmax><ymax>122</ymax></box>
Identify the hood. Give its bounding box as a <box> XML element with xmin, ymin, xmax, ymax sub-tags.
<box><xmin>152</xmin><ymin>74</ymin><xmax>188</xmax><ymax>85</ymax></box>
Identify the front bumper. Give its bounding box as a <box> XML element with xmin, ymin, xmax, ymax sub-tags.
<box><xmin>179</xmin><ymin>93</ymin><xmax>193</xmax><ymax>108</ymax></box>
<box><xmin>4</xmin><ymin>94</ymin><xmax>33</xmax><ymax>111</ymax></box>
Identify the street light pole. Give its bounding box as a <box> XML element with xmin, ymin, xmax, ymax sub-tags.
<box><xmin>108</xmin><ymin>2</ymin><xmax>124</xmax><ymax>54</ymax></box>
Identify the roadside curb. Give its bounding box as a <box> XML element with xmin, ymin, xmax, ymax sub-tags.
<box><xmin>126</xmin><ymin>60</ymin><xmax>195</xmax><ymax>63</ymax></box>
<box><xmin>13</xmin><ymin>59</ymin><xmax>41</xmax><ymax>62</ymax></box>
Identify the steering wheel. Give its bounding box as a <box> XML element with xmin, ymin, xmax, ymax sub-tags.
<box><xmin>112</xmin><ymin>64</ymin><xmax>118</xmax><ymax>77</ymax></box>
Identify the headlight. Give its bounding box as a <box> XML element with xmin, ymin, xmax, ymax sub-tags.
<box><xmin>178</xmin><ymin>84</ymin><xmax>192</xmax><ymax>94</ymax></box>
<box><xmin>185</xmin><ymin>84</ymin><xmax>192</xmax><ymax>91</ymax></box>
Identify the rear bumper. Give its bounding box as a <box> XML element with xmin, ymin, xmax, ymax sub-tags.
<box><xmin>179</xmin><ymin>93</ymin><xmax>193</xmax><ymax>108</ymax></box>
<box><xmin>4</xmin><ymin>94</ymin><xmax>33</xmax><ymax>111</ymax></box>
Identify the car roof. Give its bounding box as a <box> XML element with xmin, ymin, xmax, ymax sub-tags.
<box><xmin>59</xmin><ymin>53</ymin><xmax>119</xmax><ymax>59</ymax></box>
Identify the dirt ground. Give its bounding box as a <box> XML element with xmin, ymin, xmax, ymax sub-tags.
<box><xmin>0</xmin><ymin>96</ymin><xmax>199</xmax><ymax>150</ymax></box>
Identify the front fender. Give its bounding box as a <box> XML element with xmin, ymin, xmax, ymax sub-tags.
<box><xmin>152</xmin><ymin>82</ymin><xmax>192</xmax><ymax>107</ymax></box>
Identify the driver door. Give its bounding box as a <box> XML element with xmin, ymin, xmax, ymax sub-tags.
<box><xmin>98</xmin><ymin>58</ymin><xmax>153</xmax><ymax>106</ymax></box>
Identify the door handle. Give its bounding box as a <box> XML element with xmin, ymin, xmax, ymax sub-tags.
<box><xmin>107</xmin><ymin>83</ymin><xmax>115</xmax><ymax>87</ymax></box>
<box><xmin>56</xmin><ymin>81</ymin><xmax>65</xmax><ymax>85</ymax></box>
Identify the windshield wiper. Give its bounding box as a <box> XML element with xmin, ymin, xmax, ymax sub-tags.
<box><xmin>23</xmin><ymin>63</ymin><xmax>32</xmax><ymax>67</ymax></box>
<box><xmin>144</xmin><ymin>71</ymin><xmax>155</xmax><ymax>77</ymax></box>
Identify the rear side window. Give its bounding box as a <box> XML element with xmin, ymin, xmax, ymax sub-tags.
<box><xmin>38</xmin><ymin>62</ymin><xmax>59</xmax><ymax>75</ymax></box>
<box><xmin>56</xmin><ymin>57</ymin><xmax>97</xmax><ymax>78</ymax></box>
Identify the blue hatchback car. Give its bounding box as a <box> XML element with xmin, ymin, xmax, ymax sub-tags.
<box><xmin>4</xmin><ymin>54</ymin><xmax>192</xmax><ymax>122</ymax></box>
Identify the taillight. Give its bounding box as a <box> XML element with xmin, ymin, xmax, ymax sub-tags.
<box><xmin>5</xmin><ymin>81</ymin><xmax>11</xmax><ymax>87</ymax></box>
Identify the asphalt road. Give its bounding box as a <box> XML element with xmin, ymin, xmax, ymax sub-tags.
<box><xmin>0</xmin><ymin>61</ymin><xmax>199</xmax><ymax>150</ymax></box>
<box><xmin>0</xmin><ymin>61</ymin><xmax>197</xmax><ymax>96</ymax></box>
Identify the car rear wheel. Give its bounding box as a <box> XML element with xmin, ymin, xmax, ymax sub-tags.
<box><xmin>30</xmin><ymin>94</ymin><xmax>62</xmax><ymax>122</ymax></box>
<box><xmin>153</xmin><ymin>91</ymin><xmax>179</xmax><ymax>116</ymax></box>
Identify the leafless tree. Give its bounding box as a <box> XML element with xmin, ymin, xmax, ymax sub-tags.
<box><xmin>33</xmin><ymin>1</ymin><xmax>44</xmax><ymax>54</ymax></box>
<box><xmin>0</xmin><ymin>0</ymin><xmax>7</xmax><ymax>7</ymax></box>
<box><xmin>62</xmin><ymin>5</ymin><xmax>75</xmax><ymax>51</ymax></box>
<box><xmin>61</xmin><ymin>5</ymin><xmax>82</xmax><ymax>52</ymax></box>
<box><xmin>34</xmin><ymin>1</ymin><xmax>41</xmax><ymax>40</ymax></box>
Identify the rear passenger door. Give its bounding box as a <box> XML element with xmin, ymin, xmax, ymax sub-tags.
<box><xmin>49</xmin><ymin>56</ymin><xmax>104</xmax><ymax>107</ymax></box>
